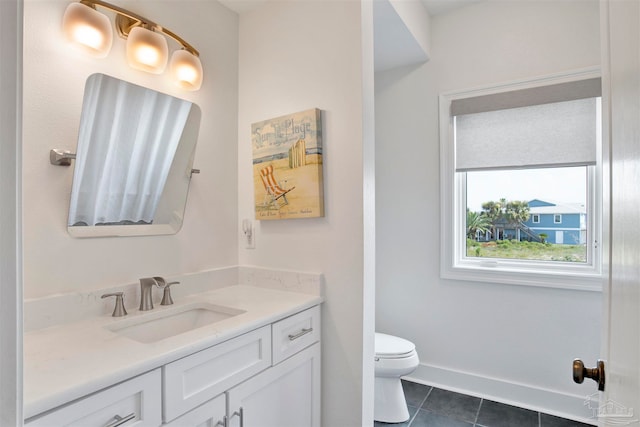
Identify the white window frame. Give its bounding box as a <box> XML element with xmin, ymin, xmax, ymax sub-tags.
<box><xmin>439</xmin><ymin>68</ymin><xmax>603</xmax><ymax>291</ymax></box>
<box><xmin>532</xmin><ymin>214</ymin><xmax>540</xmax><ymax>224</ymax></box>
<box><xmin>554</xmin><ymin>214</ymin><xmax>562</xmax><ymax>224</ymax></box>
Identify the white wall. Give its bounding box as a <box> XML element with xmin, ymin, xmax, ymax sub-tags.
<box><xmin>236</xmin><ymin>1</ymin><xmax>374</xmax><ymax>425</ymax></box>
<box><xmin>22</xmin><ymin>0</ymin><xmax>239</xmax><ymax>298</ymax></box>
<box><xmin>375</xmin><ymin>0</ymin><xmax>602</xmax><ymax>421</ymax></box>
<box><xmin>388</xmin><ymin>0</ymin><xmax>431</xmax><ymax>59</ymax></box>
<box><xmin>373</xmin><ymin>0</ymin><xmax>431</xmax><ymax>72</ymax></box>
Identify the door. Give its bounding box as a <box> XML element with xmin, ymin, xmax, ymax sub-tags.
<box><xmin>555</xmin><ymin>231</ymin><xmax>563</xmax><ymax>245</ymax></box>
<box><xmin>588</xmin><ymin>1</ymin><xmax>640</xmax><ymax>425</ymax></box>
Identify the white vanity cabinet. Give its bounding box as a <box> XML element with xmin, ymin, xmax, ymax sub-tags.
<box><xmin>164</xmin><ymin>305</ymin><xmax>321</xmax><ymax>427</ymax></box>
<box><xmin>25</xmin><ymin>304</ymin><xmax>321</xmax><ymax>427</ymax></box>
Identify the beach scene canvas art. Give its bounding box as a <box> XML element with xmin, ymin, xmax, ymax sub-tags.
<box><xmin>252</xmin><ymin>108</ymin><xmax>324</xmax><ymax>220</ymax></box>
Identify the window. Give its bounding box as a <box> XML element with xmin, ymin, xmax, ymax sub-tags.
<box><xmin>440</xmin><ymin>71</ymin><xmax>602</xmax><ymax>290</ymax></box>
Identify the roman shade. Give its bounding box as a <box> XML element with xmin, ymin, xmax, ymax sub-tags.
<box><xmin>453</xmin><ymin>78</ymin><xmax>601</xmax><ymax>172</ymax></box>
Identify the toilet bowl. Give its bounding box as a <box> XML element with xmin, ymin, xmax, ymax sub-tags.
<box><xmin>374</xmin><ymin>333</ymin><xmax>420</xmax><ymax>423</ymax></box>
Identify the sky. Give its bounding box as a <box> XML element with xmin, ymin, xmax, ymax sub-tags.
<box><xmin>465</xmin><ymin>166</ymin><xmax>587</xmax><ymax>212</ymax></box>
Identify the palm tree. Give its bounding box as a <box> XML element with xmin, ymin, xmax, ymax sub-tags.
<box><xmin>506</xmin><ymin>200</ymin><xmax>531</xmax><ymax>223</ymax></box>
<box><xmin>466</xmin><ymin>209</ymin><xmax>492</xmax><ymax>240</ymax></box>
<box><xmin>481</xmin><ymin>201</ymin><xmax>501</xmax><ymax>220</ymax></box>
<box><xmin>481</xmin><ymin>201</ymin><xmax>503</xmax><ymax>240</ymax></box>
<box><xmin>506</xmin><ymin>200</ymin><xmax>531</xmax><ymax>241</ymax></box>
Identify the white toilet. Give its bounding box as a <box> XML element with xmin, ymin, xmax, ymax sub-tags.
<box><xmin>374</xmin><ymin>332</ymin><xmax>420</xmax><ymax>423</ymax></box>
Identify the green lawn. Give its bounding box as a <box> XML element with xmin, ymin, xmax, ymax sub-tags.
<box><xmin>466</xmin><ymin>239</ymin><xmax>586</xmax><ymax>263</ymax></box>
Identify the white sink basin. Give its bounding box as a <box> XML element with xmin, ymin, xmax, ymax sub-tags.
<box><xmin>107</xmin><ymin>303</ymin><xmax>245</xmax><ymax>343</ymax></box>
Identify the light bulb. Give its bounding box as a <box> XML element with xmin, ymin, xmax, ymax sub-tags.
<box><xmin>62</xmin><ymin>2</ymin><xmax>113</xmax><ymax>58</ymax></box>
<box><xmin>126</xmin><ymin>26</ymin><xmax>168</xmax><ymax>74</ymax></box>
<box><xmin>169</xmin><ymin>50</ymin><xmax>203</xmax><ymax>91</ymax></box>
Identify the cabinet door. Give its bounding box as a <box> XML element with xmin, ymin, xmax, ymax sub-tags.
<box><xmin>163</xmin><ymin>394</ymin><xmax>225</xmax><ymax>427</ymax></box>
<box><xmin>226</xmin><ymin>343</ymin><xmax>320</xmax><ymax>427</ymax></box>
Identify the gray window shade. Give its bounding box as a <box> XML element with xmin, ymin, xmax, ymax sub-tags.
<box><xmin>454</xmin><ymin>80</ymin><xmax>600</xmax><ymax>172</ymax></box>
<box><xmin>451</xmin><ymin>78</ymin><xmax>601</xmax><ymax>116</ymax></box>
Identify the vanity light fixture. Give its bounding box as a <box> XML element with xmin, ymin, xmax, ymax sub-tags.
<box><xmin>62</xmin><ymin>0</ymin><xmax>203</xmax><ymax>90</ymax></box>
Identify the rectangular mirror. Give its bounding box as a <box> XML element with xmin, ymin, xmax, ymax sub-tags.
<box><xmin>68</xmin><ymin>73</ymin><xmax>201</xmax><ymax>237</ymax></box>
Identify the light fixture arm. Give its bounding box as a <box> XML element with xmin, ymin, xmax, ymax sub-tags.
<box><xmin>78</xmin><ymin>0</ymin><xmax>199</xmax><ymax>57</ymax></box>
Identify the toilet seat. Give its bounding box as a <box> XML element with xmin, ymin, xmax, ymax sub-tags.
<box><xmin>375</xmin><ymin>333</ymin><xmax>415</xmax><ymax>359</ymax></box>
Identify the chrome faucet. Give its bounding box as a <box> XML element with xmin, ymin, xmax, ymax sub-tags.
<box><xmin>139</xmin><ymin>277</ymin><xmax>160</xmax><ymax>311</ymax></box>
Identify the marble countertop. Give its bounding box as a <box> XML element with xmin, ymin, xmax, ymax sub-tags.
<box><xmin>24</xmin><ymin>284</ymin><xmax>323</xmax><ymax>419</ymax></box>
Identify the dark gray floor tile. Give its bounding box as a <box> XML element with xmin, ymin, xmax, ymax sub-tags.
<box><xmin>540</xmin><ymin>413</ymin><xmax>595</xmax><ymax>427</ymax></box>
<box><xmin>421</xmin><ymin>387</ymin><xmax>481</xmax><ymax>423</ymax></box>
<box><xmin>402</xmin><ymin>380</ymin><xmax>432</xmax><ymax>408</ymax></box>
<box><xmin>476</xmin><ymin>400</ymin><xmax>538</xmax><ymax>427</ymax></box>
<box><xmin>374</xmin><ymin>405</ymin><xmax>418</xmax><ymax>427</ymax></box>
<box><xmin>410</xmin><ymin>409</ymin><xmax>474</xmax><ymax>427</ymax></box>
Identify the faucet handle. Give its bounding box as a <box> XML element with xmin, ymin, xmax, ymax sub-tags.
<box><xmin>160</xmin><ymin>281</ymin><xmax>180</xmax><ymax>306</ymax></box>
<box><xmin>101</xmin><ymin>292</ymin><xmax>128</xmax><ymax>317</ymax></box>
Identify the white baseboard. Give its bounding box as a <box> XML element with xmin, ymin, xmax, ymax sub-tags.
<box><xmin>404</xmin><ymin>363</ymin><xmax>599</xmax><ymax>425</ymax></box>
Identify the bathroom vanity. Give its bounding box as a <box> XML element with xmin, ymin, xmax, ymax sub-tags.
<box><xmin>23</xmin><ymin>271</ymin><xmax>322</xmax><ymax>427</ymax></box>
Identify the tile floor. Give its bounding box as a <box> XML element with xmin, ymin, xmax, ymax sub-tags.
<box><xmin>374</xmin><ymin>380</ymin><xmax>595</xmax><ymax>427</ymax></box>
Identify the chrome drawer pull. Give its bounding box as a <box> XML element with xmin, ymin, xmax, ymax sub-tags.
<box><xmin>231</xmin><ymin>407</ymin><xmax>244</xmax><ymax>427</ymax></box>
<box><xmin>288</xmin><ymin>327</ymin><xmax>313</xmax><ymax>341</ymax></box>
<box><xmin>104</xmin><ymin>413</ymin><xmax>135</xmax><ymax>427</ymax></box>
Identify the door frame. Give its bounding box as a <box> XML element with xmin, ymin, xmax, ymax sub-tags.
<box><xmin>0</xmin><ymin>0</ymin><xmax>24</xmax><ymax>425</ymax></box>
<box><xmin>598</xmin><ymin>0</ymin><xmax>640</xmax><ymax>425</ymax></box>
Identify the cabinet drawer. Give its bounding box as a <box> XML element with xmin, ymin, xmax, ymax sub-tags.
<box><xmin>272</xmin><ymin>305</ymin><xmax>321</xmax><ymax>365</ymax></box>
<box><xmin>25</xmin><ymin>370</ymin><xmax>161</xmax><ymax>427</ymax></box>
<box><xmin>163</xmin><ymin>326</ymin><xmax>271</xmax><ymax>422</ymax></box>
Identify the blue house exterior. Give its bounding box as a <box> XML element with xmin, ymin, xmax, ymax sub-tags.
<box><xmin>523</xmin><ymin>199</ymin><xmax>586</xmax><ymax>245</ymax></box>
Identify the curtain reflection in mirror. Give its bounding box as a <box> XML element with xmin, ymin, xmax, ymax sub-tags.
<box><xmin>69</xmin><ymin>74</ymin><xmax>192</xmax><ymax>226</ymax></box>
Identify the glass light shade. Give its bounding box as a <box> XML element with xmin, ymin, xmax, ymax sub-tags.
<box><xmin>170</xmin><ymin>50</ymin><xmax>203</xmax><ymax>91</ymax></box>
<box><xmin>62</xmin><ymin>2</ymin><xmax>113</xmax><ymax>58</ymax></box>
<box><xmin>126</xmin><ymin>26</ymin><xmax>169</xmax><ymax>74</ymax></box>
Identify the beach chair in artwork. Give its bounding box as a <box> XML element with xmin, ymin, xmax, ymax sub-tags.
<box><xmin>260</xmin><ymin>165</ymin><xmax>295</xmax><ymax>209</ymax></box>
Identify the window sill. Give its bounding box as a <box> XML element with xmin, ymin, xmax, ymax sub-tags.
<box><xmin>441</xmin><ymin>262</ymin><xmax>603</xmax><ymax>291</ymax></box>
